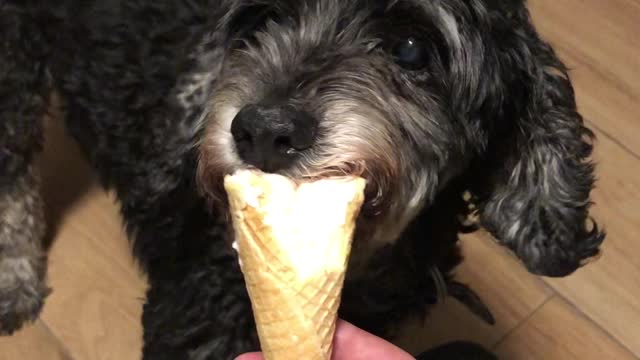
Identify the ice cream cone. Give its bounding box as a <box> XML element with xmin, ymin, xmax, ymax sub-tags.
<box><xmin>224</xmin><ymin>170</ymin><xmax>366</xmax><ymax>360</ymax></box>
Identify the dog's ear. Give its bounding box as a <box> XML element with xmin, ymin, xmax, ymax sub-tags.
<box><xmin>471</xmin><ymin>10</ymin><xmax>604</xmax><ymax>277</ymax></box>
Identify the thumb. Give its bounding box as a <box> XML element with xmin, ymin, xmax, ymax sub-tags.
<box><xmin>234</xmin><ymin>320</ymin><xmax>413</xmax><ymax>360</ymax></box>
<box><xmin>234</xmin><ymin>352</ymin><xmax>263</xmax><ymax>360</ymax></box>
<box><xmin>332</xmin><ymin>319</ymin><xmax>414</xmax><ymax>360</ymax></box>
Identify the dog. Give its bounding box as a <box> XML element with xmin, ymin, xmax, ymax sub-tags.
<box><xmin>1</xmin><ymin>0</ymin><xmax>604</xmax><ymax>358</ymax></box>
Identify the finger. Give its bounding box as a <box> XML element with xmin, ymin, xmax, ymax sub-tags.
<box><xmin>332</xmin><ymin>319</ymin><xmax>414</xmax><ymax>360</ymax></box>
<box><xmin>234</xmin><ymin>352</ymin><xmax>264</xmax><ymax>360</ymax></box>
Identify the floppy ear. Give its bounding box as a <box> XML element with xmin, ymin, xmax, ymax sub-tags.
<box><xmin>472</xmin><ymin>10</ymin><xmax>604</xmax><ymax>277</ymax></box>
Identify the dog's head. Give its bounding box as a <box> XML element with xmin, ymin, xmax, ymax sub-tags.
<box><xmin>196</xmin><ymin>0</ymin><xmax>603</xmax><ymax>277</ymax></box>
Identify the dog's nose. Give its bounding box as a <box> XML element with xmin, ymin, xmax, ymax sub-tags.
<box><xmin>231</xmin><ymin>104</ymin><xmax>317</xmax><ymax>172</ymax></box>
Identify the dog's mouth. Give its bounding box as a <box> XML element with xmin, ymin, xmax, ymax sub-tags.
<box><xmin>202</xmin><ymin>163</ymin><xmax>388</xmax><ymax>251</ymax></box>
<box><xmin>240</xmin><ymin>163</ymin><xmax>389</xmax><ymax>218</ymax></box>
<box><xmin>198</xmin><ymin>142</ymin><xmax>385</xmax><ymax>208</ymax></box>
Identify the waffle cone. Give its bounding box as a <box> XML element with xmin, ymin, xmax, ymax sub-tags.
<box><xmin>224</xmin><ymin>170</ymin><xmax>366</xmax><ymax>360</ymax></box>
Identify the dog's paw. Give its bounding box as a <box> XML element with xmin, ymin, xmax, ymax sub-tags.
<box><xmin>0</xmin><ymin>168</ymin><xmax>50</xmax><ymax>334</ymax></box>
<box><xmin>0</xmin><ymin>256</ymin><xmax>51</xmax><ymax>335</ymax></box>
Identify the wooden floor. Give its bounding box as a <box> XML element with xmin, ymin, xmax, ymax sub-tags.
<box><xmin>1</xmin><ymin>0</ymin><xmax>639</xmax><ymax>359</ymax></box>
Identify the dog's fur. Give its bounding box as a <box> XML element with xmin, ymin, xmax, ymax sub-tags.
<box><xmin>1</xmin><ymin>0</ymin><xmax>603</xmax><ymax>358</ymax></box>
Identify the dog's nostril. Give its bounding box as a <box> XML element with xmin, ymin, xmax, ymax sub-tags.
<box><xmin>274</xmin><ymin>136</ymin><xmax>295</xmax><ymax>154</ymax></box>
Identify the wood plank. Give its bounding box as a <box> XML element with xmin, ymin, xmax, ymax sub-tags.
<box><xmin>39</xmin><ymin>187</ymin><xmax>146</xmax><ymax>360</ymax></box>
<box><xmin>529</xmin><ymin>0</ymin><xmax>640</xmax><ymax>156</ymax></box>
<box><xmin>395</xmin><ymin>233</ymin><xmax>553</xmax><ymax>355</ymax></box>
<box><xmin>35</xmin><ymin>115</ymin><xmax>146</xmax><ymax>360</ymax></box>
<box><xmin>495</xmin><ymin>297</ymin><xmax>636</xmax><ymax>360</ymax></box>
<box><xmin>0</xmin><ymin>321</ymin><xmax>72</xmax><ymax>360</ymax></box>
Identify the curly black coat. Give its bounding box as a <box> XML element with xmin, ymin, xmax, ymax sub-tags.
<box><xmin>1</xmin><ymin>0</ymin><xmax>603</xmax><ymax>359</ymax></box>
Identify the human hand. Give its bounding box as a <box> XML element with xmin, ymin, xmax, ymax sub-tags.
<box><xmin>235</xmin><ymin>319</ymin><xmax>414</xmax><ymax>360</ymax></box>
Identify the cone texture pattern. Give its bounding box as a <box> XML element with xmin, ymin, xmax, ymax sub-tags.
<box><xmin>224</xmin><ymin>170</ymin><xmax>366</xmax><ymax>360</ymax></box>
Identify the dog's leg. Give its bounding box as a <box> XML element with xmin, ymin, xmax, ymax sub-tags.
<box><xmin>63</xmin><ymin>113</ymin><xmax>259</xmax><ymax>357</ymax></box>
<box><xmin>0</xmin><ymin>168</ymin><xmax>50</xmax><ymax>335</ymax></box>
<box><xmin>56</xmin><ymin>46</ymin><xmax>258</xmax><ymax>360</ymax></box>
<box><xmin>63</xmin><ymin>105</ymin><xmax>259</xmax><ymax>358</ymax></box>
<box><xmin>0</xmin><ymin>5</ymin><xmax>51</xmax><ymax>334</ymax></box>
<box><xmin>141</xmin><ymin>230</ymin><xmax>258</xmax><ymax>360</ymax></box>
<box><xmin>114</xmin><ymin>181</ymin><xmax>258</xmax><ymax>359</ymax></box>
<box><xmin>340</xmin><ymin>190</ymin><xmax>461</xmax><ymax>336</ymax></box>
<box><xmin>341</xmin><ymin>182</ymin><xmax>494</xmax><ymax>348</ymax></box>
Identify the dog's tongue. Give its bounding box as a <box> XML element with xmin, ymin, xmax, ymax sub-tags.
<box><xmin>224</xmin><ymin>169</ymin><xmax>365</xmax><ymax>360</ymax></box>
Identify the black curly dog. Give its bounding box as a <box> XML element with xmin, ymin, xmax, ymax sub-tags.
<box><xmin>1</xmin><ymin>0</ymin><xmax>603</xmax><ymax>358</ymax></box>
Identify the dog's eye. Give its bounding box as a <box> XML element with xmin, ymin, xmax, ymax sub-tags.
<box><xmin>392</xmin><ymin>37</ymin><xmax>428</xmax><ymax>70</ymax></box>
